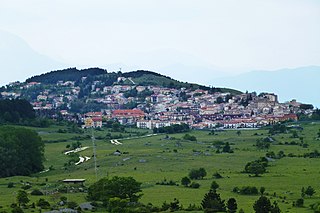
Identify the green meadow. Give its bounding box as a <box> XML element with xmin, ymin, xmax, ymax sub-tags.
<box><xmin>1</xmin><ymin>122</ymin><xmax>320</xmax><ymax>212</ymax></box>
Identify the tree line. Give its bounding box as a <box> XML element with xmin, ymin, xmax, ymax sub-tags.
<box><xmin>0</xmin><ymin>99</ymin><xmax>51</xmax><ymax>127</ymax></box>
<box><xmin>26</xmin><ymin>67</ymin><xmax>107</xmax><ymax>84</ymax></box>
<box><xmin>0</xmin><ymin>99</ymin><xmax>35</xmax><ymax>123</ymax></box>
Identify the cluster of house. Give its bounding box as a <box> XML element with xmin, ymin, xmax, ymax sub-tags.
<box><xmin>2</xmin><ymin>79</ymin><xmax>308</xmax><ymax>130</ymax></box>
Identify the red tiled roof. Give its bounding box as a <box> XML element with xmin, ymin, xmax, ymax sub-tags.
<box><xmin>112</xmin><ymin>109</ymin><xmax>145</xmax><ymax>117</ymax></box>
<box><xmin>92</xmin><ymin>117</ymin><xmax>103</xmax><ymax>122</ymax></box>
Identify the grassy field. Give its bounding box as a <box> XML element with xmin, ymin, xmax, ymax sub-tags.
<box><xmin>0</xmin><ymin>122</ymin><xmax>320</xmax><ymax>212</ymax></box>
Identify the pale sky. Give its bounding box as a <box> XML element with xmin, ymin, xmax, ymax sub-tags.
<box><xmin>0</xmin><ymin>0</ymin><xmax>319</xmax><ymax>85</ymax></box>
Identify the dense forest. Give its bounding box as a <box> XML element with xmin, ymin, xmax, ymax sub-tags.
<box><xmin>0</xmin><ymin>126</ymin><xmax>44</xmax><ymax>177</ymax></box>
<box><xmin>26</xmin><ymin>67</ymin><xmax>107</xmax><ymax>84</ymax></box>
<box><xmin>0</xmin><ymin>99</ymin><xmax>35</xmax><ymax>123</ymax></box>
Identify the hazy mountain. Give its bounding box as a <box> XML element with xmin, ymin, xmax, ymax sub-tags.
<box><xmin>212</xmin><ymin>66</ymin><xmax>320</xmax><ymax>107</ymax></box>
<box><xmin>0</xmin><ymin>30</ymin><xmax>66</xmax><ymax>86</ymax></box>
<box><xmin>159</xmin><ymin>63</ymin><xmax>231</xmax><ymax>85</ymax></box>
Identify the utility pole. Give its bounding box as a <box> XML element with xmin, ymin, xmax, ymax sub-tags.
<box><xmin>91</xmin><ymin>127</ymin><xmax>98</xmax><ymax>180</ymax></box>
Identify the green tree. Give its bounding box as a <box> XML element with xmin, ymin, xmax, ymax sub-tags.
<box><xmin>199</xmin><ymin>168</ymin><xmax>207</xmax><ymax>179</ymax></box>
<box><xmin>169</xmin><ymin>198</ymin><xmax>181</xmax><ymax>211</ymax></box>
<box><xmin>305</xmin><ymin>186</ymin><xmax>315</xmax><ymax>197</ymax></box>
<box><xmin>183</xmin><ymin>134</ymin><xmax>197</xmax><ymax>141</ymax></box>
<box><xmin>295</xmin><ymin>198</ymin><xmax>304</xmax><ymax>207</ymax></box>
<box><xmin>181</xmin><ymin>176</ymin><xmax>191</xmax><ymax>187</ymax></box>
<box><xmin>260</xmin><ymin>187</ymin><xmax>266</xmax><ymax>195</ymax></box>
<box><xmin>245</xmin><ymin>161</ymin><xmax>267</xmax><ymax>176</ymax></box>
<box><xmin>253</xmin><ymin>196</ymin><xmax>271</xmax><ymax>213</ymax></box>
<box><xmin>37</xmin><ymin>198</ymin><xmax>50</xmax><ymax>209</ymax></box>
<box><xmin>87</xmin><ymin>176</ymin><xmax>142</xmax><ymax>202</ymax></box>
<box><xmin>0</xmin><ymin>126</ymin><xmax>44</xmax><ymax>177</ymax></box>
<box><xmin>222</xmin><ymin>142</ymin><xmax>232</xmax><ymax>153</ymax></box>
<box><xmin>301</xmin><ymin>187</ymin><xmax>305</xmax><ymax>197</ymax></box>
<box><xmin>256</xmin><ymin>140</ymin><xmax>271</xmax><ymax>149</ymax></box>
<box><xmin>210</xmin><ymin>181</ymin><xmax>219</xmax><ymax>190</ymax></box>
<box><xmin>106</xmin><ymin>197</ymin><xmax>128</xmax><ymax>212</ymax></box>
<box><xmin>227</xmin><ymin>198</ymin><xmax>237</xmax><ymax>213</ymax></box>
<box><xmin>201</xmin><ymin>189</ymin><xmax>226</xmax><ymax>212</ymax></box>
<box><xmin>11</xmin><ymin>206</ymin><xmax>24</xmax><ymax>213</ymax></box>
<box><xmin>16</xmin><ymin>190</ymin><xmax>30</xmax><ymax>207</ymax></box>
<box><xmin>189</xmin><ymin>168</ymin><xmax>207</xmax><ymax>180</ymax></box>
<box><xmin>271</xmin><ymin>201</ymin><xmax>281</xmax><ymax>213</ymax></box>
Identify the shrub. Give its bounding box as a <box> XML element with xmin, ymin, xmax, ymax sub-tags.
<box><xmin>21</xmin><ymin>184</ymin><xmax>32</xmax><ymax>190</ymax></box>
<box><xmin>37</xmin><ymin>198</ymin><xmax>50</xmax><ymax>209</ymax></box>
<box><xmin>31</xmin><ymin>189</ymin><xmax>43</xmax><ymax>196</ymax></box>
<box><xmin>183</xmin><ymin>134</ymin><xmax>197</xmax><ymax>141</ymax></box>
<box><xmin>295</xmin><ymin>198</ymin><xmax>304</xmax><ymax>207</ymax></box>
<box><xmin>181</xmin><ymin>177</ymin><xmax>191</xmax><ymax>187</ymax></box>
<box><xmin>189</xmin><ymin>168</ymin><xmax>207</xmax><ymax>180</ymax></box>
<box><xmin>11</xmin><ymin>207</ymin><xmax>23</xmax><ymax>213</ymax></box>
<box><xmin>233</xmin><ymin>186</ymin><xmax>259</xmax><ymax>195</ymax></box>
<box><xmin>7</xmin><ymin>182</ymin><xmax>14</xmax><ymax>188</ymax></box>
<box><xmin>190</xmin><ymin>182</ymin><xmax>200</xmax><ymax>189</ymax></box>
<box><xmin>213</xmin><ymin>172</ymin><xmax>223</xmax><ymax>179</ymax></box>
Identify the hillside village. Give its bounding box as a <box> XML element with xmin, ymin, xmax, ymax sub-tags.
<box><xmin>0</xmin><ymin>71</ymin><xmax>312</xmax><ymax>130</ymax></box>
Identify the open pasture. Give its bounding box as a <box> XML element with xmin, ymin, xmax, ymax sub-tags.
<box><xmin>0</xmin><ymin>122</ymin><xmax>320</xmax><ymax>212</ymax></box>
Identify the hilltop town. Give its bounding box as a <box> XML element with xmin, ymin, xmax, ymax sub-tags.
<box><xmin>0</xmin><ymin>69</ymin><xmax>313</xmax><ymax>130</ymax></box>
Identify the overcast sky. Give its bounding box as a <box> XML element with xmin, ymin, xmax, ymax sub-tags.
<box><xmin>0</xmin><ymin>0</ymin><xmax>319</xmax><ymax>84</ymax></box>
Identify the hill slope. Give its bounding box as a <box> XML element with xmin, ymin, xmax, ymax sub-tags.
<box><xmin>26</xmin><ymin>68</ymin><xmax>242</xmax><ymax>95</ymax></box>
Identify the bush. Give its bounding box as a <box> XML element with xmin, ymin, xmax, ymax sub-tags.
<box><xmin>244</xmin><ymin>157</ymin><xmax>268</xmax><ymax>176</ymax></box>
<box><xmin>189</xmin><ymin>168</ymin><xmax>207</xmax><ymax>180</ymax></box>
<box><xmin>233</xmin><ymin>186</ymin><xmax>259</xmax><ymax>195</ymax></box>
<box><xmin>183</xmin><ymin>134</ymin><xmax>197</xmax><ymax>141</ymax></box>
<box><xmin>295</xmin><ymin>198</ymin><xmax>304</xmax><ymax>207</ymax></box>
<box><xmin>21</xmin><ymin>185</ymin><xmax>32</xmax><ymax>190</ymax></box>
<box><xmin>213</xmin><ymin>172</ymin><xmax>223</xmax><ymax>179</ymax></box>
<box><xmin>210</xmin><ymin>181</ymin><xmax>219</xmax><ymax>190</ymax></box>
<box><xmin>190</xmin><ymin>182</ymin><xmax>200</xmax><ymax>189</ymax></box>
<box><xmin>11</xmin><ymin>206</ymin><xmax>23</xmax><ymax>213</ymax></box>
<box><xmin>181</xmin><ymin>177</ymin><xmax>191</xmax><ymax>187</ymax></box>
<box><xmin>31</xmin><ymin>189</ymin><xmax>43</xmax><ymax>196</ymax></box>
<box><xmin>37</xmin><ymin>198</ymin><xmax>50</xmax><ymax>209</ymax></box>
<box><xmin>7</xmin><ymin>182</ymin><xmax>14</xmax><ymax>188</ymax></box>
<box><xmin>156</xmin><ymin>179</ymin><xmax>178</xmax><ymax>186</ymax></box>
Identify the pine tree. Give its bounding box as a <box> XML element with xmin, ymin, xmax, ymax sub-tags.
<box><xmin>270</xmin><ymin>201</ymin><xmax>281</xmax><ymax>213</ymax></box>
<box><xmin>253</xmin><ymin>196</ymin><xmax>271</xmax><ymax>213</ymax></box>
<box><xmin>201</xmin><ymin>189</ymin><xmax>226</xmax><ymax>212</ymax></box>
<box><xmin>227</xmin><ymin>198</ymin><xmax>237</xmax><ymax>213</ymax></box>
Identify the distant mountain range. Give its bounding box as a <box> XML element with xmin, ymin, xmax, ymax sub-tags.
<box><xmin>212</xmin><ymin>66</ymin><xmax>320</xmax><ymax>107</ymax></box>
<box><xmin>0</xmin><ymin>30</ymin><xmax>66</xmax><ymax>85</ymax></box>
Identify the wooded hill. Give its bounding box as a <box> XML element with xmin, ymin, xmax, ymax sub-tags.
<box><xmin>26</xmin><ymin>68</ymin><xmax>242</xmax><ymax>95</ymax></box>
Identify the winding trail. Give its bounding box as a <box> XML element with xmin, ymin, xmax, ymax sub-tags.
<box><xmin>64</xmin><ymin>146</ymin><xmax>89</xmax><ymax>155</ymax></box>
<box><xmin>109</xmin><ymin>134</ymin><xmax>158</xmax><ymax>145</ymax></box>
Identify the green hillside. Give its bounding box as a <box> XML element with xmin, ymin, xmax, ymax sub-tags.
<box><xmin>25</xmin><ymin>68</ymin><xmax>242</xmax><ymax>95</ymax></box>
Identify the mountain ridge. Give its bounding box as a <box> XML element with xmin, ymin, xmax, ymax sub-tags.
<box><xmin>212</xmin><ymin>65</ymin><xmax>320</xmax><ymax>107</ymax></box>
